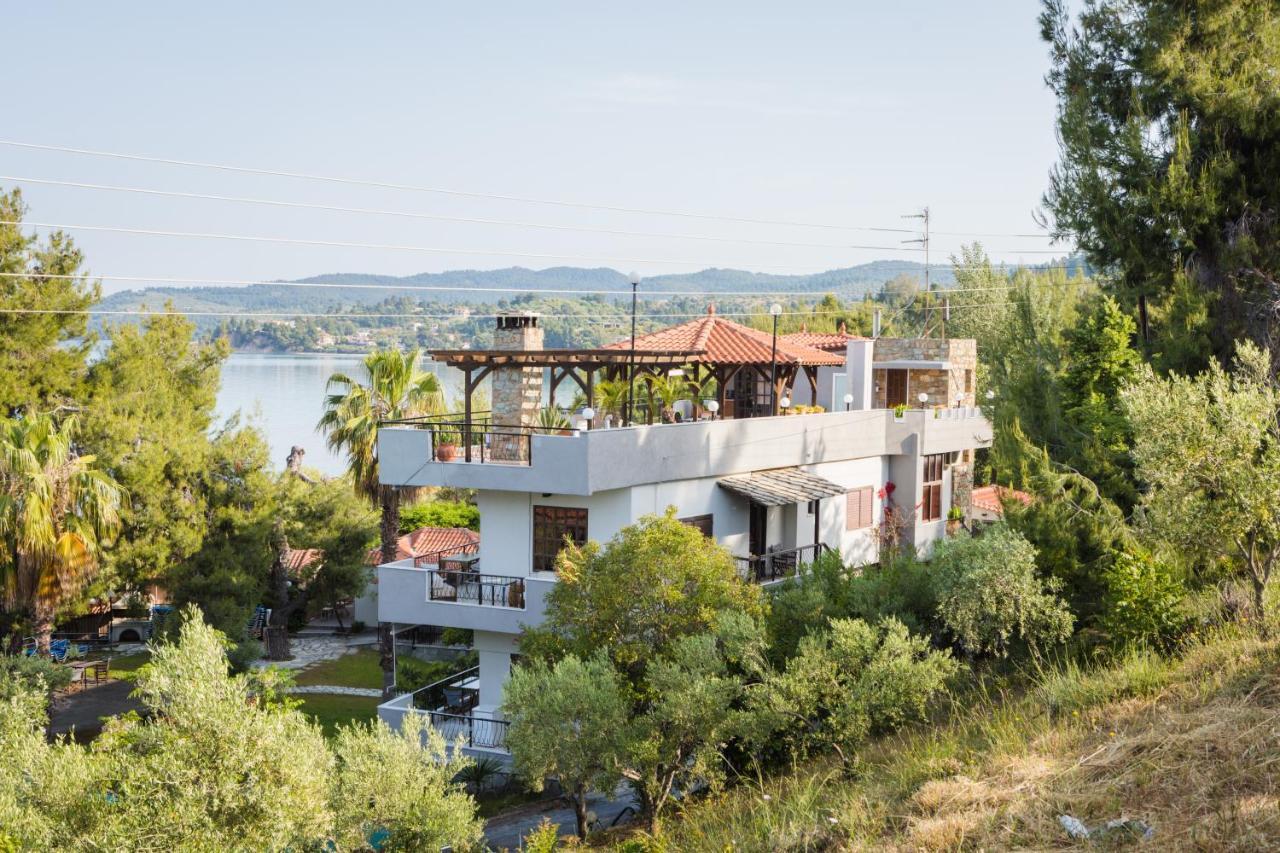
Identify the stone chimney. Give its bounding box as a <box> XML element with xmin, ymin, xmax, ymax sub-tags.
<box><xmin>491</xmin><ymin>313</ymin><xmax>544</xmax><ymax>460</ymax></box>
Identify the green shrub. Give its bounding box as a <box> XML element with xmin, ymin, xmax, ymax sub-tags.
<box><xmin>521</xmin><ymin>818</ymin><xmax>562</xmax><ymax>852</ymax></box>
<box><xmin>226</xmin><ymin>639</ymin><xmax>262</xmax><ymax>674</ymax></box>
<box><xmin>931</xmin><ymin>525</ymin><xmax>1074</xmax><ymax>658</ymax></box>
<box><xmin>842</xmin><ymin>552</ymin><xmax>939</xmax><ymax>639</ymax></box>
<box><xmin>755</xmin><ymin>617</ymin><xmax>959</xmax><ymax>754</ymax></box>
<box><xmin>1101</xmin><ymin>550</ymin><xmax>1188</xmax><ymax>647</ymax></box>
<box><xmin>0</xmin><ymin>654</ymin><xmax>72</xmax><ymax>694</ymax></box>
<box><xmin>440</xmin><ymin>627</ymin><xmax>474</xmax><ymax>647</ymax></box>
<box><xmin>398</xmin><ymin>500</ymin><xmax>479</xmax><ymax>533</ymax></box>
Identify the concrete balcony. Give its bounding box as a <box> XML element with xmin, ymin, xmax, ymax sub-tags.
<box><xmin>377</xmin><ymin>559</ymin><xmax>556</xmax><ymax>633</ymax></box>
<box><xmin>378</xmin><ymin>408</ymin><xmax>992</xmax><ymax>497</ymax></box>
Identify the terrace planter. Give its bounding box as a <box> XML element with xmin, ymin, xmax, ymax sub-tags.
<box><xmin>435</xmin><ymin>443</ymin><xmax>459</xmax><ymax>462</ymax></box>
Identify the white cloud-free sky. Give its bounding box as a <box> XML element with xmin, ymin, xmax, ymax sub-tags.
<box><xmin>6</xmin><ymin>2</ymin><xmax>1065</xmax><ymax>294</ymax></box>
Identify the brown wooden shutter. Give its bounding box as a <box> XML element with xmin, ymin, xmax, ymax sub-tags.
<box><xmin>846</xmin><ymin>487</ymin><xmax>874</xmax><ymax>530</ymax></box>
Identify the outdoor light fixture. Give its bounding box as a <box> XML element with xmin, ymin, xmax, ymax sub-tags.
<box><xmin>706</xmin><ymin>399</ymin><xmax>720</xmax><ymax>419</ymax></box>
<box><xmin>780</xmin><ymin>395</ymin><xmax>792</xmax><ymax>409</ymax></box>
<box><xmin>769</xmin><ymin>303</ymin><xmax>783</xmax><ymax>316</ymax></box>
<box><xmin>843</xmin><ymin>392</ymin><xmax>854</xmax><ymax>411</ymax></box>
<box><xmin>918</xmin><ymin>392</ymin><xmax>929</xmax><ymax>405</ymax></box>
<box><xmin>581</xmin><ymin>407</ymin><xmax>595</xmax><ymax>420</ymax></box>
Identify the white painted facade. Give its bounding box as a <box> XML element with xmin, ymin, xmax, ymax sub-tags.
<box><xmin>374</xmin><ymin>403</ymin><xmax>991</xmax><ymax>748</ymax></box>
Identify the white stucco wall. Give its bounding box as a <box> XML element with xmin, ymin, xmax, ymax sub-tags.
<box><xmin>474</xmin><ymin>630</ymin><xmax>518</xmax><ymax>708</ymax></box>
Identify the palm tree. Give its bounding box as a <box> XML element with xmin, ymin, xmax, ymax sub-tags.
<box><xmin>318</xmin><ymin>348</ymin><xmax>445</xmax><ymax>564</ymax></box>
<box><xmin>0</xmin><ymin>414</ymin><xmax>123</xmax><ymax>652</ymax></box>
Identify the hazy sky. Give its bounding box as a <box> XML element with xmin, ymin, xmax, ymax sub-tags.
<box><xmin>6</xmin><ymin>2</ymin><xmax>1064</xmax><ymax>295</ymax></box>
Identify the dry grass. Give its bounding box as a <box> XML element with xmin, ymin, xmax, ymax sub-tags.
<box><xmin>628</xmin><ymin>629</ymin><xmax>1280</xmax><ymax>851</ymax></box>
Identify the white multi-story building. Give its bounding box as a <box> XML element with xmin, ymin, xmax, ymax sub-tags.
<box><xmin>373</xmin><ymin>311</ymin><xmax>991</xmax><ymax>758</ymax></box>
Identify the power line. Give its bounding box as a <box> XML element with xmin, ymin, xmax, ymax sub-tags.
<box><xmin>0</xmin><ymin>139</ymin><xmax>1059</xmax><ymax>241</ymax></box>
<box><xmin>1</xmin><ymin>219</ymin><xmax>864</xmax><ymax>272</ymax></box>
<box><xmin>0</xmin><ymin>139</ymin><xmax>919</xmax><ymax>235</ymax></box>
<box><xmin>0</xmin><ymin>175</ymin><xmax>935</xmax><ymax>254</ymax></box>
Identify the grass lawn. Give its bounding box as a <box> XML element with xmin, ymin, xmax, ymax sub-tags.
<box><xmin>294</xmin><ymin>648</ymin><xmax>383</xmax><ymax>689</ymax></box>
<box><xmin>296</xmin><ymin>693</ymin><xmax>380</xmax><ymax>738</ymax></box>
<box><xmin>80</xmin><ymin>649</ymin><xmax>152</xmax><ymax>682</ymax></box>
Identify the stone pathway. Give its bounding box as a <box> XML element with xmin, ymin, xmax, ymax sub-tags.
<box><xmin>287</xmin><ymin>685</ymin><xmax>381</xmax><ymax>697</ymax></box>
<box><xmin>251</xmin><ymin>635</ymin><xmax>367</xmax><ymax>670</ymax></box>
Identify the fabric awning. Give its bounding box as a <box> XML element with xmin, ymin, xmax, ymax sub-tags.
<box><xmin>718</xmin><ymin>468</ymin><xmax>848</xmax><ymax>506</ymax></box>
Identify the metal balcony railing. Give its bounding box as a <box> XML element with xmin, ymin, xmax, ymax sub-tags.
<box><xmin>406</xmin><ymin>666</ymin><xmax>509</xmax><ymax>751</ymax></box>
<box><xmin>381</xmin><ymin>411</ymin><xmax>575</xmax><ymax>466</ymax></box>
<box><xmin>735</xmin><ymin>543</ymin><xmax>831</xmax><ymax>584</ymax></box>
<box><xmin>424</xmin><ymin>567</ymin><xmax>526</xmax><ymax>609</ymax></box>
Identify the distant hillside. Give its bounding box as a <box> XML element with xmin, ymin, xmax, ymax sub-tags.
<box><xmin>95</xmin><ymin>262</ymin><xmax>954</xmax><ymax>320</ymax></box>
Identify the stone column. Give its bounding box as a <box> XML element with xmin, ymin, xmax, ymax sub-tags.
<box><xmin>491</xmin><ymin>314</ymin><xmax>544</xmax><ymax>461</ymax></box>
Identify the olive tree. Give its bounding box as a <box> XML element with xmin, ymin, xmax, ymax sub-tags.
<box><xmin>501</xmin><ymin>652</ymin><xmax>629</xmax><ymax>840</ymax></box>
<box><xmin>1122</xmin><ymin>341</ymin><xmax>1280</xmax><ymax>622</ymax></box>
<box><xmin>930</xmin><ymin>525</ymin><xmax>1074</xmax><ymax>657</ymax></box>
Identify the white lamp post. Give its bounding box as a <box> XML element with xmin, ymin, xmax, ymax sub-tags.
<box><xmin>843</xmin><ymin>392</ymin><xmax>854</xmax><ymax>412</ymax></box>
<box><xmin>918</xmin><ymin>392</ymin><xmax>929</xmax><ymax>407</ymax></box>
<box><xmin>581</xmin><ymin>406</ymin><xmax>595</xmax><ymax>430</ymax></box>
<box><xmin>769</xmin><ymin>303</ymin><xmax>783</xmax><ymax>415</ymax></box>
<box><xmin>705</xmin><ymin>399</ymin><xmax>720</xmax><ymax>420</ymax></box>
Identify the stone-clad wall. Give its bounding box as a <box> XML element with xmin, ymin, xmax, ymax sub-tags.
<box><xmin>491</xmin><ymin>315</ymin><xmax>544</xmax><ymax>461</ymax></box>
<box><xmin>871</xmin><ymin>338</ymin><xmax>977</xmax><ymax>408</ymax></box>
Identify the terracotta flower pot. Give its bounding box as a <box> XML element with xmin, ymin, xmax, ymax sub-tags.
<box><xmin>435</xmin><ymin>443</ymin><xmax>458</xmax><ymax>462</ymax></box>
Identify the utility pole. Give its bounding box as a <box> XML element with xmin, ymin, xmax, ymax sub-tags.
<box><xmin>902</xmin><ymin>207</ymin><xmax>932</xmax><ymax>335</ymax></box>
<box><xmin>627</xmin><ymin>271</ymin><xmax>640</xmax><ymax>426</ymax></box>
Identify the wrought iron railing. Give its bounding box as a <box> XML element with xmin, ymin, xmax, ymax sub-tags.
<box><xmin>405</xmin><ymin>665</ymin><xmax>510</xmax><ymax>751</ymax></box>
<box><xmin>382</xmin><ymin>411</ymin><xmax>577</xmax><ymax>465</ymax></box>
<box><xmin>427</xmin><ymin>711</ymin><xmax>510</xmax><ymax>751</ymax></box>
<box><xmin>424</xmin><ymin>568</ymin><xmax>526</xmax><ymax>609</ymax></box>
<box><xmin>735</xmin><ymin>543</ymin><xmax>831</xmax><ymax>584</ymax></box>
<box><xmin>411</xmin><ymin>666</ymin><xmax>479</xmax><ymax>713</ymax></box>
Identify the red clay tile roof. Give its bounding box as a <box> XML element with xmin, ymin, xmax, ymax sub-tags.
<box><xmin>282</xmin><ymin>548</ymin><xmax>323</xmax><ymax>576</ymax></box>
<box><xmin>604</xmin><ymin>312</ymin><xmax>843</xmax><ymax>366</ymax></box>
<box><xmin>970</xmin><ymin>485</ymin><xmax>1034</xmax><ymax>515</ymax></box>
<box><xmin>366</xmin><ymin>526</ymin><xmax>480</xmax><ymax>565</ymax></box>
<box><xmin>780</xmin><ymin>331</ymin><xmax>867</xmax><ymax>353</ymax></box>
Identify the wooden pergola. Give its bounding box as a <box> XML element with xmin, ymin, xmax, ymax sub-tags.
<box><xmin>428</xmin><ymin>311</ymin><xmax>844</xmax><ymax>428</ymax></box>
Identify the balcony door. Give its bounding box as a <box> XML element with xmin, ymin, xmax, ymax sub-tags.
<box><xmin>885</xmin><ymin>369</ymin><xmax>909</xmax><ymax>408</ymax></box>
<box><xmin>749</xmin><ymin>502</ymin><xmax>768</xmax><ymax>557</ymax></box>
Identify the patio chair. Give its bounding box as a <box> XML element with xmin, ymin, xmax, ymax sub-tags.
<box><xmin>91</xmin><ymin>658</ymin><xmax>110</xmax><ymax>685</ymax></box>
<box><xmin>49</xmin><ymin>639</ymin><xmax>71</xmax><ymax>663</ymax></box>
<box><xmin>66</xmin><ymin>666</ymin><xmax>84</xmax><ymax>692</ymax></box>
<box><xmin>442</xmin><ymin>687</ymin><xmax>466</xmax><ymax>713</ymax></box>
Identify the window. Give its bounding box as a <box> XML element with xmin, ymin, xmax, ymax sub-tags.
<box><xmin>532</xmin><ymin>506</ymin><xmax>588</xmax><ymax>572</ymax></box>
<box><xmin>680</xmin><ymin>514</ymin><xmax>714</xmax><ymax>538</ymax></box>
<box><xmin>845</xmin><ymin>487</ymin><xmax>874</xmax><ymax>530</ymax></box>
<box><xmin>921</xmin><ymin>454</ymin><xmax>945</xmax><ymax>522</ymax></box>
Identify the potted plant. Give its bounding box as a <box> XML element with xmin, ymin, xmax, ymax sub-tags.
<box><xmin>536</xmin><ymin>406</ymin><xmax>573</xmax><ymax>435</ymax></box>
<box><xmin>893</xmin><ymin>403</ymin><xmax>908</xmax><ymax>420</ymax></box>
<box><xmin>946</xmin><ymin>504</ymin><xmax>965</xmax><ymax>534</ymax></box>
<box><xmin>434</xmin><ymin>425</ymin><xmax>461</xmax><ymax>461</ymax></box>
